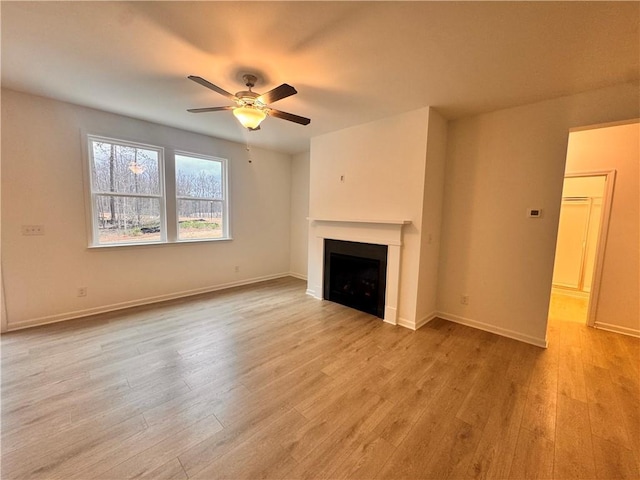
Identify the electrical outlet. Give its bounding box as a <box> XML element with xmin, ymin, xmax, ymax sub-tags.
<box><xmin>460</xmin><ymin>295</ymin><xmax>469</xmax><ymax>305</ymax></box>
<box><xmin>77</xmin><ymin>287</ymin><xmax>87</xmax><ymax>297</ymax></box>
<box><xmin>22</xmin><ymin>225</ymin><xmax>45</xmax><ymax>236</ymax></box>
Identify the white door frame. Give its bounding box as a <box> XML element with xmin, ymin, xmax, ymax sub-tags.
<box><xmin>562</xmin><ymin>170</ymin><xmax>616</xmax><ymax>327</ymax></box>
<box><xmin>1</xmin><ymin>263</ymin><xmax>7</xmax><ymax>333</ymax></box>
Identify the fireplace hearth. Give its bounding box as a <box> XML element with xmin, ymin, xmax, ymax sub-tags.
<box><xmin>323</xmin><ymin>239</ymin><xmax>387</xmax><ymax>318</ymax></box>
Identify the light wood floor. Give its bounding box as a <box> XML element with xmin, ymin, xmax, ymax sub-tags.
<box><xmin>549</xmin><ymin>291</ymin><xmax>589</xmax><ymax>325</ymax></box>
<box><xmin>2</xmin><ymin>277</ymin><xmax>638</xmax><ymax>479</ymax></box>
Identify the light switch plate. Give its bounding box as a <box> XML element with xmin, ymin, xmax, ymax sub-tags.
<box><xmin>22</xmin><ymin>225</ymin><xmax>45</xmax><ymax>235</ymax></box>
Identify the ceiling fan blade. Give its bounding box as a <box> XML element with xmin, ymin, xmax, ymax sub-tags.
<box><xmin>257</xmin><ymin>84</ymin><xmax>297</xmax><ymax>104</ymax></box>
<box><xmin>268</xmin><ymin>109</ymin><xmax>311</xmax><ymax>126</ymax></box>
<box><xmin>188</xmin><ymin>76</ymin><xmax>237</xmax><ymax>101</ymax></box>
<box><xmin>187</xmin><ymin>106</ymin><xmax>234</xmax><ymax>113</ymax></box>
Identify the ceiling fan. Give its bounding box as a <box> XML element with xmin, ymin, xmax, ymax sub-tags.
<box><xmin>187</xmin><ymin>74</ymin><xmax>311</xmax><ymax>131</ymax></box>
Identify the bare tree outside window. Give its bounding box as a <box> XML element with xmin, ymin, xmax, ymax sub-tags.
<box><xmin>175</xmin><ymin>154</ymin><xmax>225</xmax><ymax>240</ymax></box>
<box><xmin>87</xmin><ymin>136</ymin><xmax>229</xmax><ymax>246</ymax></box>
<box><xmin>89</xmin><ymin>138</ymin><xmax>163</xmax><ymax>244</ymax></box>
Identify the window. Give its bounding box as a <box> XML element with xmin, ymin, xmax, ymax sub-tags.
<box><xmin>175</xmin><ymin>153</ymin><xmax>227</xmax><ymax>240</ymax></box>
<box><xmin>86</xmin><ymin>135</ymin><xmax>229</xmax><ymax>246</ymax></box>
<box><xmin>88</xmin><ymin>137</ymin><xmax>165</xmax><ymax>245</ymax></box>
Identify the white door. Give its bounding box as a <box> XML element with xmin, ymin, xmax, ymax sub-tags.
<box><xmin>552</xmin><ymin>198</ymin><xmax>591</xmax><ymax>289</ymax></box>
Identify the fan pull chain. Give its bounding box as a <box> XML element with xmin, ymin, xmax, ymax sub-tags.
<box><xmin>245</xmin><ymin>136</ymin><xmax>253</xmax><ymax>163</ymax></box>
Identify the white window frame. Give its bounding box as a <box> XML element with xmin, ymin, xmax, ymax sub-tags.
<box><xmin>84</xmin><ymin>133</ymin><xmax>231</xmax><ymax>247</ymax></box>
<box><xmin>174</xmin><ymin>150</ymin><xmax>230</xmax><ymax>242</ymax></box>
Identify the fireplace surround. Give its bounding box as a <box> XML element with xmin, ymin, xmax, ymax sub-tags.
<box><xmin>307</xmin><ymin>218</ymin><xmax>411</xmax><ymax>325</ymax></box>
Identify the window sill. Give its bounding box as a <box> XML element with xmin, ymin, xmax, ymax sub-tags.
<box><xmin>88</xmin><ymin>237</ymin><xmax>233</xmax><ymax>249</ymax></box>
<box><xmin>176</xmin><ymin>237</ymin><xmax>233</xmax><ymax>245</ymax></box>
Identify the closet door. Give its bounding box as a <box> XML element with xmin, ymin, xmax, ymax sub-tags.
<box><xmin>582</xmin><ymin>198</ymin><xmax>602</xmax><ymax>292</ymax></box>
<box><xmin>552</xmin><ymin>199</ymin><xmax>590</xmax><ymax>289</ymax></box>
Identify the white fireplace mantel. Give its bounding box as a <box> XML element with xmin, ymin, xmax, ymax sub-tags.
<box><xmin>306</xmin><ymin>217</ymin><xmax>411</xmax><ymax>325</ymax></box>
<box><xmin>308</xmin><ymin>217</ymin><xmax>411</xmax><ymax>225</ymax></box>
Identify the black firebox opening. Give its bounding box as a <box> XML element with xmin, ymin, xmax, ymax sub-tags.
<box><xmin>323</xmin><ymin>239</ymin><xmax>387</xmax><ymax>318</ymax></box>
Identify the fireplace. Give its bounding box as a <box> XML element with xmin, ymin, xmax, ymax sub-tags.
<box><xmin>307</xmin><ymin>218</ymin><xmax>410</xmax><ymax>325</ymax></box>
<box><xmin>323</xmin><ymin>239</ymin><xmax>388</xmax><ymax>318</ymax></box>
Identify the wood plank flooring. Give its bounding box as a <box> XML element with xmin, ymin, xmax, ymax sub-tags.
<box><xmin>2</xmin><ymin>277</ymin><xmax>639</xmax><ymax>479</ymax></box>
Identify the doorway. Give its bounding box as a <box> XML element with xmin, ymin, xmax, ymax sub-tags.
<box><xmin>549</xmin><ymin>171</ymin><xmax>615</xmax><ymax>326</ymax></box>
<box><xmin>550</xmin><ymin>120</ymin><xmax>639</xmax><ymax>336</ymax></box>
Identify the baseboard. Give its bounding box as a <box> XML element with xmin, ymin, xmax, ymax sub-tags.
<box><xmin>305</xmin><ymin>289</ymin><xmax>321</xmax><ymax>299</ymax></box>
<box><xmin>6</xmin><ymin>272</ymin><xmax>292</xmax><ymax>332</ymax></box>
<box><xmin>594</xmin><ymin>321</ymin><xmax>640</xmax><ymax>338</ymax></box>
<box><xmin>397</xmin><ymin>317</ymin><xmax>414</xmax><ymax>330</ymax></box>
<box><xmin>397</xmin><ymin>312</ymin><xmax>438</xmax><ymax>331</ymax></box>
<box><xmin>9</xmin><ymin>280</ymin><xmax>558</xmax><ymax>347</ymax></box>
<box><xmin>288</xmin><ymin>272</ymin><xmax>308</xmax><ymax>281</ymax></box>
<box><xmin>415</xmin><ymin>311</ymin><xmax>438</xmax><ymax>330</ymax></box>
<box><xmin>437</xmin><ymin>311</ymin><xmax>548</xmax><ymax>348</ymax></box>
<box><xmin>551</xmin><ymin>286</ymin><xmax>589</xmax><ymax>299</ymax></box>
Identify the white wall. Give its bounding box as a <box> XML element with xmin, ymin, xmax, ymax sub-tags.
<box><xmin>437</xmin><ymin>83</ymin><xmax>640</xmax><ymax>346</ymax></box>
<box><xmin>289</xmin><ymin>151</ymin><xmax>310</xmax><ymax>279</ymax></box>
<box><xmin>308</xmin><ymin>107</ymin><xmax>432</xmax><ymax>326</ymax></box>
<box><xmin>415</xmin><ymin>108</ymin><xmax>448</xmax><ymax>326</ymax></box>
<box><xmin>565</xmin><ymin>122</ymin><xmax>639</xmax><ymax>335</ymax></box>
<box><xmin>1</xmin><ymin>89</ymin><xmax>293</xmax><ymax>329</ymax></box>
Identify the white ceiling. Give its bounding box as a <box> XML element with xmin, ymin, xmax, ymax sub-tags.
<box><xmin>2</xmin><ymin>1</ymin><xmax>638</xmax><ymax>154</ymax></box>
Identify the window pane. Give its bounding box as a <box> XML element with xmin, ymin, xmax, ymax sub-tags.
<box><xmin>95</xmin><ymin>195</ymin><xmax>162</xmax><ymax>244</ymax></box>
<box><xmin>177</xmin><ymin>199</ymin><xmax>223</xmax><ymax>240</ymax></box>
<box><xmin>175</xmin><ymin>155</ymin><xmax>222</xmax><ymax>199</ymax></box>
<box><xmin>91</xmin><ymin>141</ymin><xmax>160</xmax><ymax>195</ymax></box>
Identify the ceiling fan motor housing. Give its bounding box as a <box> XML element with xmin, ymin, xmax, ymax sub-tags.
<box><xmin>235</xmin><ymin>90</ymin><xmax>265</xmax><ymax>108</ymax></box>
<box><xmin>236</xmin><ymin>75</ymin><xmax>266</xmax><ymax>108</ymax></box>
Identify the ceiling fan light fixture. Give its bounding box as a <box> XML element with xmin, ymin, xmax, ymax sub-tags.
<box><xmin>128</xmin><ymin>161</ymin><xmax>145</xmax><ymax>175</ymax></box>
<box><xmin>233</xmin><ymin>105</ymin><xmax>267</xmax><ymax>130</ymax></box>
